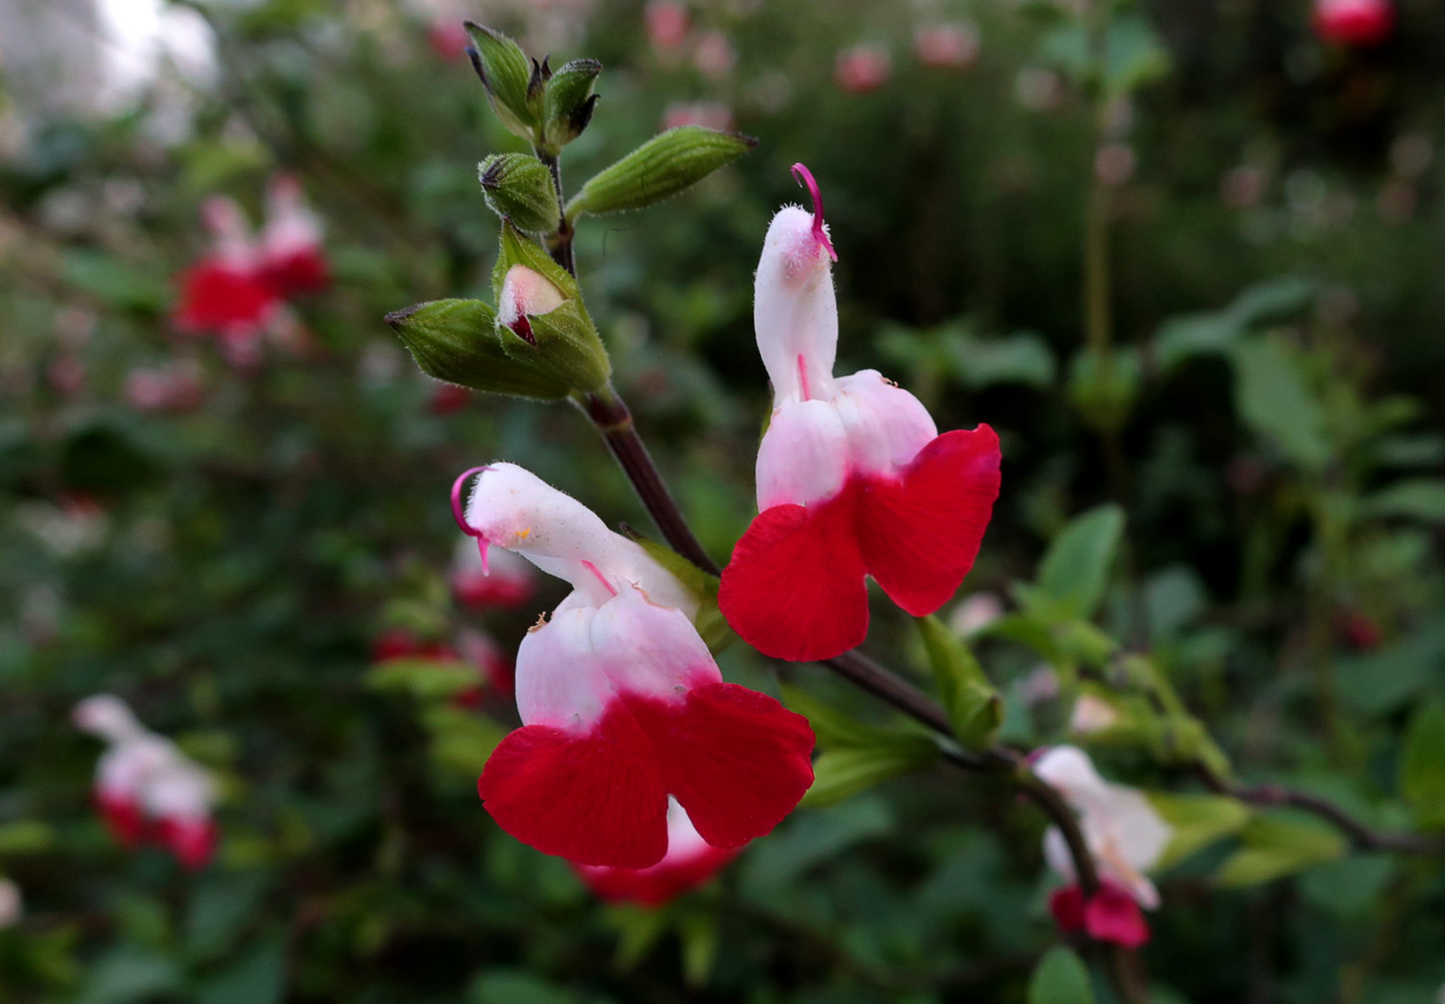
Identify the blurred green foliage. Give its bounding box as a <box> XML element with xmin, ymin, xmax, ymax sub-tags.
<box><xmin>2</xmin><ymin>0</ymin><xmax>1445</xmax><ymax>1002</ymax></box>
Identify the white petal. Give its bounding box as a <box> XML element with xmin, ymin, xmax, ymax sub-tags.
<box><xmin>754</xmin><ymin>206</ymin><xmax>837</xmax><ymax>402</ymax></box>
<box><xmin>831</xmin><ymin>369</ymin><xmax>938</xmax><ymax>478</ymax></box>
<box><xmin>261</xmin><ymin>175</ymin><xmax>323</xmax><ymax>257</ymax></box>
<box><xmin>1042</xmin><ymin>826</ymin><xmax>1077</xmax><ymax>883</ymax></box>
<box><xmin>755</xmin><ymin>397</ymin><xmax>850</xmax><ymax>509</ymax></box>
<box><xmin>73</xmin><ymin>694</ymin><xmax>144</xmax><ymax>744</ymax></box>
<box><xmin>497</xmin><ymin>265</ymin><xmax>565</xmax><ymax>329</ymax></box>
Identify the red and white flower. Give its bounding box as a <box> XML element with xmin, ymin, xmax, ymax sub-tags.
<box><xmin>72</xmin><ymin>695</ymin><xmax>219</xmax><ymax>871</ymax></box>
<box><xmin>451</xmin><ymin>536</ymin><xmax>537</xmax><ymax>611</ymax></box>
<box><xmin>1313</xmin><ymin>0</ymin><xmax>1394</xmax><ymax>46</ymax></box>
<box><xmin>1033</xmin><ymin>746</ymin><xmax>1171</xmax><ymax>948</ymax></box>
<box><xmin>0</xmin><ymin>878</ymin><xmax>20</xmax><ymax>928</ymax></box>
<box><xmin>718</xmin><ymin>165</ymin><xmax>1001</xmax><ymax>661</ymax></box>
<box><xmin>453</xmin><ymin>463</ymin><xmax>815</xmax><ymax>868</ymax></box>
<box><xmin>573</xmin><ymin>799</ymin><xmax>741</xmax><ymax>906</ymax></box>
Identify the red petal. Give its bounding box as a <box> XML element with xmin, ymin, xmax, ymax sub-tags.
<box><xmin>1083</xmin><ymin>881</ymin><xmax>1151</xmax><ymax>948</ymax></box>
<box><xmin>857</xmin><ymin>425</ymin><xmax>1001</xmax><ymax>617</ymax></box>
<box><xmin>477</xmin><ymin>711</ymin><xmax>669</xmax><ymax>869</ymax></box>
<box><xmin>96</xmin><ymin>791</ymin><xmax>147</xmax><ymax>848</ymax></box>
<box><xmin>574</xmin><ymin>844</ymin><xmax>740</xmax><ymax>907</ymax></box>
<box><xmin>635</xmin><ymin>683</ymin><xmax>815</xmax><ymax>849</ymax></box>
<box><xmin>477</xmin><ymin>685</ymin><xmax>814</xmax><ymax>868</ymax></box>
<box><xmin>157</xmin><ymin>817</ymin><xmax>218</xmax><ymax>871</ymax></box>
<box><xmin>1049</xmin><ymin>883</ymin><xmax>1087</xmax><ymax>934</ymax></box>
<box><xmin>719</xmin><ymin>494</ymin><xmax>868</xmax><ymax>661</ymax></box>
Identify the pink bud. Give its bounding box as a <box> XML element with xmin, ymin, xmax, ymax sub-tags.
<box><xmin>1313</xmin><ymin>0</ymin><xmax>1394</xmax><ymax>46</ymax></box>
<box><xmin>913</xmin><ymin>22</ymin><xmax>980</xmax><ymax>70</ymax></box>
<box><xmin>834</xmin><ymin>46</ymin><xmax>891</xmax><ymax>95</ymax></box>
<box><xmin>496</xmin><ymin>265</ymin><xmax>566</xmax><ymax>344</ymax></box>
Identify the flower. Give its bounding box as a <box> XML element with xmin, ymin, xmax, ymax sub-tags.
<box><xmin>450</xmin><ymin>536</ymin><xmax>537</xmax><ymax>611</ymax></box>
<box><xmin>1033</xmin><ymin>745</ymin><xmax>1171</xmax><ymax>947</ymax></box>
<box><xmin>124</xmin><ymin>360</ymin><xmax>204</xmax><ymax>414</ymax></box>
<box><xmin>454</xmin><ymin>463</ymin><xmax>815</xmax><ymax>868</ymax></box>
<box><xmin>948</xmin><ymin>591</ymin><xmax>1004</xmax><ymax>637</ymax></box>
<box><xmin>0</xmin><ymin>878</ymin><xmax>20</xmax><ymax>928</ymax></box>
<box><xmin>496</xmin><ymin>265</ymin><xmax>566</xmax><ymax>345</ymax></box>
<box><xmin>73</xmin><ymin>695</ymin><xmax>219</xmax><ymax>871</ymax></box>
<box><xmin>370</xmin><ymin>627</ymin><xmax>510</xmax><ymax>707</ymax></box>
<box><xmin>1313</xmin><ymin>0</ymin><xmax>1394</xmax><ymax>46</ymax></box>
<box><xmin>572</xmin><ymin>799</ymin><xmax>740</xmax><ymax>906</ymax></box>
<box><xmin>644</xmin><ymin>0</ymin><xmax>690</xmax><ymax>54</ymax></box>
<box><xmin>717</xmin><ymin>165</ymin><xmax>1001</xmax><ymax>661</ymax></box>
<box><xmin>1069</xmin><ymin>694</ymin><xmax>1120</xmax><ymax>736</ymax></box>
<box><xmin>834</xmin><ymin>46</ymin><xmax>891</xmax><ymax>95</ymax></box>
<box><xmin>913</xmin><ymin>23</ymin><xmax>980</xmax><ymax>71</ymax></box>
<box><xmin>692</xmin><ymin>30</ymin><xmax>737</xmax><ymax>79</ymax></box>
<box><xmin>172</xmin><ymin>177</ymin><xmax>328</xmax><ymax>351</ymax></box>
<box><xmin>661</xmin><ymin>101</ymin><xmax>735</xmax><ymax>132</ymax></box>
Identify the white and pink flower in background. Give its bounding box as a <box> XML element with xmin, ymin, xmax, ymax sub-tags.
<box><xmin>718</xmin><ymin>165</ymin><xmax>1001</xmax><ymax>662</ymax></box>
<box><xmin>661</xmin><ymin>101</ymin><xmax>735</xmax><ymax>133</ymax></box>
<box><xmin>0</xmin><ymin>878</ymin><xmax>20</xmax><ymax>928</ymax></box>
<box><xmin>834</xmin><ymin>46</ymin><xmax>891</xmax><ymax>95</ymax></box>
<box><xmin>1033</xmin><ymin>745</ymin><xmax>1171</xmax><ymax>948</ymax></box>
<box><xmin>124</xmin><ymin>358</ymin><xmax>204</xmax><ymax>414</ymax></box>
<box><xmin>450</xmin><ymin>536</ymin><xmax>537</xmax><ymax>612</ymax></box>
<box><xmin>72</xmin><ymin>694</ymin><xmax>219</xmax><ymax>871</ymax></box>
<box><xmin>913</xmin><ymin>22</ymin><xmax>981</xmax><ymax>71</ymax></box>
<box><xmin>454</xmin><ymin>463</ymin><xmax>815</xmax><ymax>868</ymax></box>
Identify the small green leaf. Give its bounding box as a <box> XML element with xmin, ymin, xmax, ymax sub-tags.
<box><xmin>678</xmin><ymin>912</ymin><xmax>719</xmax><ymax>987</ymax></box>
<box><xmin>385</xmin><ymin>298</ymin><xmax>574</xmax><ymax>400</ymax></box>
<box><xmin>780</xmin><ymin>685</ymin><xmax>927</xmax><ymax>750</ymax></box>
<box><xmin>1067</xmin><ymin>347</ymin><xmax>1140</xmax><ymax>432</ymax></box>
<box><xmin>802</xmin><ymin>744</ymin><xmax>939</xmax><ymax>808</ymax></box>
<box><xmin>478</xmin><ymin>153</ymin><xmax>559</xmax><ymax>234</ymax></box>
<box><xmin>567</xmin><ymin>127</ymin><xmax>757</xmax><ymax>218</ymax></box>
<box><xmin>1148</xmin><ymin>793</ymin><xmax>1252</xmax><ymax>869</ymax></box>
<box><xmin>1230</xmin><ymin>335</ymin><xmax>1331</xmax><ymax>472</ymax></box>
<box><xmin>0</xmin><ymin>820</ymin><xmax>54</xmax><ymax>855</ymax></box>
<box><xmin>1215</xmin><ymin>816</ymin><xmax>1347</xmax><ymax>888</ymax></box>
<box><xmin>197</xmin><ymin>932</ymin><xmax>287</xmax><ymax>1004</ymax></box>
<box><xmin>1360</xmin><ymin>480</ymin><xmax>1445</xmax><ymax>523</ymax></box>
<box><xmin>365</xmin><ymin>657</ymin><xmax>478</xmax><ymax>701</ymax></box>
<box><xmin>1027</xmin><ymin>946</ymin><xmax>1095</xmax><ymax>1004</ymax></box>
<box><xmin>463</xmin><ymin>23</ymin><xmax>536</xmax><ymax>140</ymax></box>
<box><xmin>1400</xmin><ymin>700</ymin><xmax>1445</xmax><ymax>829</ymax></box>
<box><xmin>916</xmin><ymin>615</ymin><xmax>1003</xmax><ymax>751</ymax></box>
<box><xmin>1036</xmin><ymin>504</ymin><xmax>1125</xmax><ymax>620</ymax></box>
<box><xmin>422</xmin><ymin>706</ymin><xmax>508</xmax><ymax>777</ymax></box>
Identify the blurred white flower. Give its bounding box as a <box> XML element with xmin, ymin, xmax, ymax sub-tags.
<box><xmin>0</xmin><ymin>879</ymin><xmax>20</xmax><ymax>928</ymax></box>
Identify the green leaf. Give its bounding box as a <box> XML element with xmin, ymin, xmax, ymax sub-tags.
<box><xmin>1036</xmin><ymin>504</ymin><xmax>1125</xmax><ymax>620</ymax></box>
<box><xmin>197</xmin><ymin>933</ymin><xmax>287</xmax><ymax>1004</ymax></box>
<box><xmin>916</xmin><ymin>615</ymin><xmax>1003</xmax><ymax>751</ymax></box>
<box><xmin>1230</xmin><ymin>336</ymin><xmax>1331</xmax><ymax>472</ymax></box>
<box><xmin>943</xmin><ymin>330</ymin><xmax>1057</xmax><ymax>390</ymax></box>
<box><xmin>463</xmin><ymin>23</ymin><xmax>536</xmax><ymax>140</ymax></box>
<box><xmin>780</xmin><ymin>685</ymin><xmax>929</xmax><ymax>750</ymax></box>
<box><xmin>1027</xmin><ymin>946</ymin><xmax>1095</xmax><ymax>1004</ymax></box>
<box><xmin>802</xmin><ymin>744</ymin><xmax>939</xmax><ymax>808</ymax></box>
<box><xmin>366</xmin><ymin>657</ymin><xmax>479</xmax><ymax>701</ymax></box>
<box><xmin>0</xmin><ymin>820</ymin><xmax>54</xmax><ymax>855</ymax></box>
<box><xmin>73</xmin><ymin>949</ymin><xmax>182</xmax><ymax>1004</ymax></box>
<box><xmin>678</xmin><ymin>912</ymin><xmax>719</xmax><ymax>987</ymax></box>
<box><xmin>567</xmin><ymin>127</ymin><xmax>757</xmax><ymax>218</ymax></box>
<box><xmin>1067</xmin><ymin>347</ymin><xmax>1140</xmax><ymax>432</ymax></box>
<box><xmin>478</xmin><ymin>153</ymin><xmax>559</xmax><ymax>234</ymax></box>
<box><xmin>1215</xmin><ymin>816</ymin><xmax>1347</xmax><ymax>887</ymax></box>
<box><xmin>385</xmin><ymin>298</ymin><xmax>574</xmax><ymax>400</ymax></box>
<box><xmin>1399</xmin><ymin>700</ymin><xmax>1445</xmax><ymax>829</ymax></box>
<box><xmin>422</xmin><ymin>706</ymin><xmax>508</xmax><ymax>777</ymax></box>
<box><xmin>61</xmin><ymin>250</ymin><xmax>169</xmax><ymax>311</ymax></box>
<box><xmin>1359</xmin><ymin>479</ymin><xmax>1445</xmax><ymax>523</ymax></box>
<box><xmin>610</xmin><ymin>906</ymin><xmax>670</xmax><ymax>971</ymax></box>
<box><xmin>1148</xmin><ymin>793</ymin><xmax>1251</xmax><ymax>869</ymax></box>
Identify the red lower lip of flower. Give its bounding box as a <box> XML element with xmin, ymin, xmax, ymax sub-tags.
<box><xmin>1049</xmin><ymin>881</ymin><xmax>1151</xmax><ymax>948</ymax></box>
<box><xmin>573</xmin><ymin>841</ymin><xmax>741</xmax><ymax>907</ymax></box>
<box><xmin>719</xmin><ymin>425</ymin><xmax>1001</xmax><ymax>662</ymax></box>
<box><xmin>477</xmin><ymin>681</ymin><xmax>815</xmax><ymax>869</ymax></box>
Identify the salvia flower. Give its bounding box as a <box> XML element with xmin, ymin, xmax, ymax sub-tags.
<box><xmin>1313</xmin><ymin>0</ymin><xmax>1394</xmax><ymax>46</ymax></box>
<box><xmin>450</xmin><ymin>536</ymin><xmax>537</xmax><ymax>611</ymax></box>
<box><xmin>73</xmin><ymin>695</ymin><xmax>219</xmax><ymax>871</ymax></box>
<box><xmin>572</xmin><ymin>799</ymin><xmax>740</xmax><ymax>906</ymax></box>
<box><xmin>1033</xmin><ymin>745</ymin><xmax>1171</xmax><ymax>948</ymax></box>
<box><xmin>834</xmin><ymin>46</ymin><xmax>892</xmax><ymax>95</ymax></box>
<box><xmin>454</xmin><ymin>463</ymin><xmax>816</xmax><ymax>868</ymax></box>
<box><xmin>717</xmin><ymin>165</ymin><xmax>1001</xmax><ymax>661</ymax></box>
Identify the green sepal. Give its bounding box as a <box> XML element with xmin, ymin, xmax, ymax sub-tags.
<box><xmin>491</xmin><ymin>222</ymin><xmax>611</xmax><ymax>393</ymax></box>
<box><xmin>916</xmin><ymin>615</ymin><xmax>1003</xmax><ymax>752</ymax></box>
<box><xmin>463</xmin><ymin>22</ymin><xmax>536</xmax><ymax>140</ymax></box>
<box><xmin>478</xmin><ymin>153</ymin><xmax>559</xmax><ymax>234</ymax></box>
<box><xmin>543</xmin><ymin>58</ymin><xmax>602</xmax><ymax>149</ymax></box>
<box><xmin>385</xmin><ymin>298</ymin><xmax>572</xmax><ymax>400</ymax></box>
<box><xmin>566</xmin><ymin>126</ymin><xmax>757</xmax><ymax>218</ymax></box>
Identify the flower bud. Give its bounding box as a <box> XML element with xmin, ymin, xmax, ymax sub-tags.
<box><xmin>542</xmin><ymin>58</ymin><xmax>602</xmax><ymax>149</ymax></box>
<box><xmin>464</xmin><ymin>22</ymin><xmax>537</xmax><ymax>141</ymax></box>
<box><xmin>566</xmin><ymin>126</ymin><xmax>757</xmax><ymax>218</ymax></box>
<box><xmin>385</xmin><ymin>298</ymin><xmax>572</xmax><ymax>400</ymax></box>
<box><xmin>479</xmin><ymin>153</ymin><xmax>559</xmax><ymax>233</ymax></box>
<box><xmin>497</xmin><ymin>265</ymin><xmax>566</xmax><ymax>343</ymax></box>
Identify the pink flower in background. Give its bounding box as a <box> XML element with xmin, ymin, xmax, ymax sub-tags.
<box><xmin>718</xmin><ymin>166</ymin><xmax>1001</xmax><ymax>661</ymax></box>
<box><xmin>573</xmin><ymin>800</ymin><xmax>740</xmax><ymax>906</ymax></box>
<box><xmin>427</xmin><ymin>18</ymin><xmax>471</xmax><ymax>59</ymax></box>
<box><xmin>834</xmin><ymin>46</ymin><xmax>891</xmax><ymax>95</ymax></box>
<box><xmin>644</xmin><ymin>0</ymin><xmax>690</xmax><ymax>54</ymax></box>
<box><xmin>1033</xmin><ymin>746</ymin><xmax>1171</xmax><ymax>948</ymax></box>
<box><xmin>0</xmin><ymin>879</ymin><xmax>19</xmax><ymax>928</ymax></box>
<box><xmin>1313</xmin><ymin>0</ymin><xmax>1394</xmax><ymax>46</ymax></box>
<box><xmin>73</xmin><ymin>695</ymin><xmax>219</xmax><ymax>871</ymax></box>
<box><xmin>454</xmin><ymin>463</ymin><xmax>815</xmax><ymax>868</ymax></box>
<box><xmin>913</xmin><ymin>22</ymin><xmax>980</xmax><ymax>71</ymax></box>
<box><xmin>172</xmin><ymin>176</ymin><xmax>328</xmax><ymax>355</ymax></box>
<box><xmin>661</xmin><ymin>101</ymin><xmax>735</xmax><ymax>132</ymax></box>
<box><xmin>450</xmin><ymin>537</ymin><xmax>537</xmax><ymax>612</ymax></box>
<box><xmin>370</xmin><ymin>628</ymin><xmax>510</xmax><ymax>708</ymax></box>
<box><xmin>693</xmin><ymin>30</ymin><xmax>737</xmax><ymax>79</ymax></box>
<box><xmin>428</xmin><ymin>383</ymin><xmax>473</xmax><ymax>415</ymax></box>
<box><xmin>125</xmin><ymin>360</ymin><xmax>204</xmax><ymax>414</ymax></box>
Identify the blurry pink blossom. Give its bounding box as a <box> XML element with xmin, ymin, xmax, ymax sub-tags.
<box><xmin>661</xmin><ymin>101</ymin><xmax>735</xmax><ymax>132</ymax></box>
<box><xmin>693</xmin><ymin>30</ymin><xmax>737</xmax><ymax>79</ymax></box>
<box><xmin>1313</xmin><ymin>0</ymin><xmax>1394</xmax><ymax>46</ymax></box>
<box><xmin>429</xmin><ymin>383</ymin><xmax>473</xmax><ymax>415</ymax></box>
<box><xmin>450</xmin><ymin>536</ymin><xmax>538</xmax><ymax>612</ymax></box>
<box><xmin>645</xmin><ymin>0</ymin><xmax>691</xmax><ymax>53</ymax></box>
<box><xmin>913</xmin><ymin>22</ymin><xmax>980</xmax><ymax>70</ymax></box>
<box><xmin>125</xmin><ymin>360</ymin><xmax>204</xmax><ymax>414</ymax></box>
<box><xmin>427</xmin><ymin>19</ymin><xmax>470</xmax><ymax>59</ymax></box>
<box><xmin>948</xmin><ymin>592</ymin><xmax>1004</xmax><ymax>637</ymax></box>
<box><xmin>0</xmin><ymin>879</ymin><xmax>19</xmax><ymax>928</ymax></box>
<box><xmin>834</xmin><ymin>46</ymin><xmax>891</xmax><ymax>95</ymax></box>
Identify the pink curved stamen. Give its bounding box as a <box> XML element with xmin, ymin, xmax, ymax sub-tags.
<box><xmin>580</xmin><ymin>559</ymin><xmax>618</xmax><ymax>597</ymax></box>
<box><xmin>790</xmin><ymin>162</ymin><xmax>837</xmax><ymax>262</ymax></box>
<box><xmin>450</xmin><ymin>466</ymin><xmax>493</xmax><ymax>574</ymax></box>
